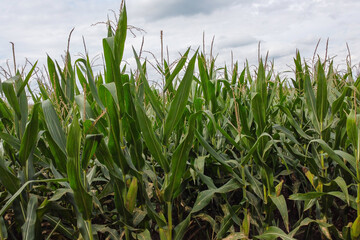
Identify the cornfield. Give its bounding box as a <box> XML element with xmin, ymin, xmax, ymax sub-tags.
<box><xmin>0</xmin><ymin>3</ymin><xmax>360</xmax><ymax>240</ymax></box>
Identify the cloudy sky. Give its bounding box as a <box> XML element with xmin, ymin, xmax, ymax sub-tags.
<box><xmin>0</xmin><ymin>0</ymin><xmax>359</xmax><ymax>79</ymax></box>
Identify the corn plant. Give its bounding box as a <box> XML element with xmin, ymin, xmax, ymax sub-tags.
<box><xmin>0</xmin><ymin>1</ymin><xmax>360</xmax><ymax>239</ymax></box>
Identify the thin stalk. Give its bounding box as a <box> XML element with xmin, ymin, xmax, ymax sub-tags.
<box><xmin>122</xmin><ymin>174</ymin><xmax>130</xmax><ymax>239</ymax></box>
<box><xmin>45</xmin><ymin>219</ymin><xmax>61</xmax><ymax>240</ymax></box>
<box><xmin>356</xmin><ymin>148</ymin><xmax>360</xmax><ymax>216</ymax></box>
<box><xmin>241</xmin><ymin>165</ymin><xmax>246</xmax><ymax>200</ymax></box>
<box><xmin>354</xmin><ymin>90</ymin><xmax>360</xmax><ymax>216</ymax></box>
<box><xmin>167</xmin><ymin>201</ymin><xmax>172</xmax><ymax>240</ymax></box>
<box><xmin>319</xmin><ymin>122</ymin><xmax>324</xmax><ymax>192</ymax></box>
<box><xmin>124</xmin><ymin>226</ymin><xmax>130</xmax><ymax>240</ymax></box>
<box><xmin>86</xmin><ymin>220</ymin><xmax>93</xmax><ymax>240</ymax></box>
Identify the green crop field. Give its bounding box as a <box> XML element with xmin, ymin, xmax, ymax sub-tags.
<box><xmin>0</xmin><ymin>2</ymin><xmax>359</xmax><ymax>240</ymax></box>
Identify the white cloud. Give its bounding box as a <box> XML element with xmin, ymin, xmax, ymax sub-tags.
<box><xmin>0</xmin><ymin>0</ymin><xmax>359</xmax><ymax>81</ymax></box>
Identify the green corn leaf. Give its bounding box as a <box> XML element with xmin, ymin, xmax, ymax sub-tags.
<box><xmin>347</xmin><ymin>110</ymin><xmax>358</xmax><ymax>147</ymax></box>
<box><xmin>277</xmin><ymin>105</ymin><xmax>312</xmax><ymax>140</ymax></box>
<box><xmin>217</xmin><ymin>214</ymin><xmax>234</xmax><ymax>239</ymax></box>
<box><xmin>76</xmin><ymin>59</ymin><xmax>104</xmax><ymax>109</ymax></box>
<box><xmin>164</xmin><ymin>112</ymin><xmax>199</xmax><ymax>201</ymax></box>
<box><xmin>2</xmin><ymin>77</ymin><xmax>21</xmax><ymax>119</ymax></box>
<box><xmin>112</xmin><ymin>178</ymin><xmax>132</xmax><ymax>221</ymax></box>
<box><xmin>333</xmin><ymin>176</ymin><xmax>350</xmax><ymax>205</ymax></box>
<box><xmin>255</xmin><ymin>226</ymin><xmax>295</xmax><ymax>240</ymax></box>
<box><xmin>102</xmin><ymin>37</ymin><xmax>115</xmax><ymax>83</ymax></box>
<box><xmin>15</xmin><ymin>74</ymin><xmax>29</xmax><ymax>138</ymax></box>
<box><xmin>195</xmin><ymin>130</ymin><xmax>232</xmax><ymax>172</ymax></box>
<box><xmin>43</xmin><ymin>215</ymin><xmax>75</xmax><ymax>240</ymax></box>
<box><xmin>310</xmin><ymin>139</ymin><xmax>357</xmax><ymax>180</ymax></box>
<box><xmin>331</xmin><ymin>87</ymin><xmax>347</xmax><ymax>116</ymax></box>
<box><xmin>288</xmin><ymin>218</ymin><xmax>332</xmax><ymax>238</ymax></box>
<box><xmin>223</xmin><ymin>233</ymin><xmax>248</xmax><ymax>240</ymax></box>
<box><xmin>76</xmin><ymin>212</ymin><xmax>93</xmax><ymax>240</ymax></box>
<box><xmin>293</xmin><ymin>51</ymin><xmax>304</xmax><ymax>92</ymax></box>
<box><xmin>290</xmin><ymin>192</ymin><xmax>325</xmax><ymax>200</ymax></box>
<box><xmin>351</xmin><ymin>215</ymin><xmax>360</xmax><ymax>239</ymax></box>
<box><xmin>197</xmin><ymin>54</ymin><xmax>210</xmax><ymax>103</ymax></box>
<box><xmin>100</xmin><ymin>84</ymin><xmax>129</xmax><ymax>172</ymax></box>
<box><xmin>163</xmin><ymin>50</ymin><xmax>197</xmax><ymax>143</ymax></box>
<box><xmin>0</xmin><ymin>132</ymin><xmax>22</xmax><ymax>151</ymax></box>
<box><xmin>0</xmin><ymin>216</ymin><xmax>7</xmax><ymax>240</ymax></box>
<box><xmin>144</xmin><ymin>198</ymin><xmax>167</xmax><ymax>228</ymax></box>
<box><xmin>17</xmin><ymin>61</ymin><xmax>38</xmax><ymax>97</ymax></box>
<box><xmin>122</xmin><ymin>74</ymin><xmax>145</xmax><ymax>170</ymax></box>
<box><xmin>238</xmin><ymin>103</ymin><xmax>251</xmax><ymax>136</ymax></box>
<box><xmin>76</xmin><ymin>65</ymin><xmax>91</xmax><ymax>98</ymax></box>
<box><xmin>240</xmin><ymin>132</ymin><xmax>272</xmax><ymax>166</ymax></box>
<box><xmin>81</xmin><ymin>134</ymin><xmax>103</xmax><ymax>170</ymax></box>
<box><xmin>135</xmin><ymin>229</ymin><xmax>151</xmax><ymax>240</ymax></box>
<box><xmin>0</xmin><ymin>98</ymin><xmax>13</xmax><ymax>121</ymax></box>
<box><xmin>92</xmin><ymin>224</ymin><xmax>120</xmax><ymax>240</ymax></box>
<box><xmin>192</xmin><ymin>179</ymin><xmax>241</xmax><ymax>213</ymax></box>
<box><xmin>304</xmin><ymin>64</ymin><xmax>320</xmax><ymax>131</ymax></box>
<box><xmin>334</xmin><ymin>150</ymin><xmax>356</xmax><ymax>171</ymax></box>
<box><xmin>0</xmin><ymin>156</ymin><xmax>20</xmax><ymax>195</ymax></box>
<box><xmin>45</xmin><ymin>131</ymin><xmax>67</xmax><ymax>173</ymax></box>
<box><xmin>21</xmin><ymin>195</ymin><xmax>38</xmax><ymax>240</ymax></box>
<box><xmin>19</xmin><ymin>103</ymin><xmax>40</xmax><ymax>166</ymax></box>
<box><xmin>315</xmin><ymin>60</ymin><xmax>328</xmax><ymax>126</ymax></box>
<box><xmin>66</xmin><ymin>116</ymin><xmax>93</xmax><ymax>220</ymax></box>
<box><xmin>164</xmin><ymin>48</ymin><xmax>190</xmax><ymax>93</ymax></box>
<box><xmin>75</xmin><ymin>95</ymin><xmax>96</xmax><ymax>120</ymax></box>
<box><xmin>64</xmin><ymin>53</ymin><xmax>75</xmax><ymax>102</ymax></box>
<box><xmin>174</xmin><ymin>215</ymin><xmax>191</xmax><ymax>240</ymax></box>
<box><xmin>42</xmin><ymin>100</ymin><xmax>66</xmax><ymax>153</ymax></box>
<box><xmin>134</xmin><ymin>96</ymin><xmax>169</xmax><ymax>172</ymax></box>
<box><xmin>273</xmin><ymin>124</ymin><xmax>300</xmax><ymax>145</ymax></box>
<box><xmin>125</xmin><ymin>177</ymin><xmax>138</xmax><ymax>213</ymax></box>
<box><xmin>132</xmin><ymin>47</ymin><xmax>165</xmax><ymax>120</ymax></box>
<box><xmin>47</xmin><ymin>56</ymin><xmax>66</xmax><ymax>105</ymax></box>
<box><xmin>37</xmin><ymin>80</ymin><xmax>50</xmax><ymax>100</ymax></box>
<box><xmin>256</xmin><ymin>60</ymin><xmax>267</xmax><ymax>108</ymax></box>
<box><xmin>244</xmin><ymin>167</ymin><xmax>263</xmax><ymax>200</ymax></box>
<box><xmin>251</xmin><ymin>92</ymin><xmax>266</xmax><ymax>135</ymax></box>
<box><xmin>174</xmin><ymin>179</ymin><xmax>241</xmax><ymax>237</ymax></box>
<box><xmin>290</xmin><ymin>191</ymin><xmax>347</xmax><ymax>201</ymax></box>
<box><xmin>0</xmin><ymin>178</ymin><xmax>67</xmax><ymax>217</ymax></box>
<box><xmin>114</xmin><ymin>2</ymin><xmax>127</xmax><ymax>66</ymax></box>
<box><xmin>270</xmin><ymin>195</ymin><xmax>289</xmax><ymax>232</ymax></box>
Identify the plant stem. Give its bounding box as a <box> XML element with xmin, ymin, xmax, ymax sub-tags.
<box><xmin>125</xmin><ymin>226</ymin><xmax>130</xmax><ymax>240</ymax></box>
<box><xmin>356</xmin><ymin>149</ymin><xmax>360</xmax><ymax>216</ymax></box>
<box><xmin>87</xmin><ymin>220</ymin><xmax>93</xmax><ymax>240</ymax></box>
<box><xmin>167</xmin><ymin>202</ymin><xmax>172</xmax><ymax>240</ymax></box>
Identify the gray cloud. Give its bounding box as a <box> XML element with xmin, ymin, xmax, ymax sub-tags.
<box><xmin>218</xmin><ymin>36</ymin><xmax>258</xmax><ymax>49</ymax></box>
<box><xmin>0</xmin><ymin>0</ymin><xmax>359</xmax><ymax>81</ymax></box>
<box><xmin>128</xmin><ymin>0</ymin><xmax>243</xmax><ymax>20</ymax></box>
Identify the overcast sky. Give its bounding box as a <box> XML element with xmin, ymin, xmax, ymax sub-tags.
<box><xmin>0</xmin><ymin>0</ymin><xmax>359</xmax><ymax>80</ymax></box>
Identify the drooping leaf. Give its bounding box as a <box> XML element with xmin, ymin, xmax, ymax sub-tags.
<box><xmin>270</xmin><ymin>195</ymin><xmax>289</xmax><ymax>232</ymax></box>
<box><xmin>256</xmin><ymin>226</ymin><xmax>295</xmax><ymax>240</ymax></box>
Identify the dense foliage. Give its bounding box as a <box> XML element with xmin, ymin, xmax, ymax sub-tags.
<box><xmin>0</xmin><ymin>3</ymin><xmax>360</xmax><ymax>240</ymax></box>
